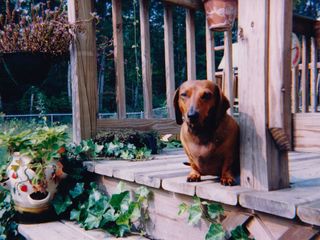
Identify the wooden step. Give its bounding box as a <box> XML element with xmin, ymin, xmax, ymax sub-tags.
<box><xmin>19</xmin><ymin>220</ymin><xmax>148</xmax><ymax>240</ymax></box>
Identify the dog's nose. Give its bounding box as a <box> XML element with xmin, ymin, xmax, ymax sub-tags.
<box><xmin>187</xmin><ymin>108</ymin><xmax>199</xmax><ymax>121</ymax></box>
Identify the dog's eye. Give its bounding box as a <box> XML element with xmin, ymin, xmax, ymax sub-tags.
<box><xmin>180</xmin><ymin>92</ymin><xmax>187</xmax><ymax>98</ymax></box>
<box><xmin>201</xmin><ymin>92</ymin><xmax>212</xmax><ymax>100</ymax></box>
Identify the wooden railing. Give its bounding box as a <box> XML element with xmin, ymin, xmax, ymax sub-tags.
<box><xmin>96</xmin><ymin>0</ymin><xmax>235</xmax><ymax>133</ymax></box>
<box><xmin>292</xmin><ymin>36</ymin><xmax>320</xmax><ymax>113</ymax></box>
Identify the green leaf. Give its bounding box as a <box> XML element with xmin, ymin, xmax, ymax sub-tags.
<box><xmin>116</xmin><ymin>181</ymin><xmax>127</xmax><ymax>194</ymax></box>
<box><xmin>128</xmin><ymin>202</ymin><xmax>141</xmax><ymax>222</ymax></box>
<box><xmin>205</xmin><ymin>223</ymin><xmax>225</xmax><ymax>240</ymax></box>
<box><xmin>88</xmin><ymin>188</ymin><xmax>104</xmax><ymax>208</ymax></box>
<box><xmin>231</xmin><ymin>226</ymin><xmax>252</xmax><ymax>240</ymax></box>
<box><xmin>109</xmin><ymin>191</ymin><xmax>130</xmax><ymax>211</ymax></box>
<box><xmin>116</xmin><ymin>213</ymin><xmax>130</xmax><ymax>227</ymax></box>
<box><xmin>188</xmin><ymin>204</ymin><xmax>202</xmax><ymax>225</ymax></box>
<box><xmin>52</xmin><ymin>195</ymin><xmax>72</xmax><ymax>215</ymax></box>
<box><xmin>108</xmin><ymin>224</ymin><xmax>130</xmax><ymax>238</ymax></box>
<box><xmin>83</xmin><ymin>212</ymin><xmax>102</xmax><ymax>230</ymax></box>
<box><xmin>101</xmin><ymin>208</ymin><xmax>117</xmax><ymax>225</ymax></box>
<box><xmin>207</xmin><ymin>203</ymin><xmax>224</xmax><ymax>220</ymax></box>
<box><xmin>69</xmin><ymin>182</ymin><xmax>84</xmax><ymax>199</ymax></box>
<box><xmin>178</xmin><ymin>202</ymin><xmax>189</xmax><ymax>215</ymax></box>
<box><xmin>135</xmin><ymin>186</ymin><xmax>150</xmax><ymax>199</ymax></box>
<box><xmin>70</xmin><ymin>209</ymin><xmax>82</xmax><ymax>222</ymax></box>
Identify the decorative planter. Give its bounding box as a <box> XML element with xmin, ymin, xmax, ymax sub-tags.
<box><xmin>4</xmin><ymin>152</ymin><xmax>66</xmax><ymax>214</ymax></box>
<box><xmin>203</xmin><ymin>0</ymin><xmax>238</xmax><ymax>32</ymax></box>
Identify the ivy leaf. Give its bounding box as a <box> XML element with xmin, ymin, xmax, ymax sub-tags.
<box><xmin>135</xmin><ymin>186</ymin><xmax>150</xmax><ymax>203</ymax></box>
<box><xmin>207</xmin><ymin>203</ymin><xmax>224</xmax><ymax>220</ymax></box>
<box><xmin>70</xmin><ymin>209</ymin><xmax>82</xmax><ymax>222</ymax></box>
<box><xmin>205</xmin><ymin>223</ymin><xmax>225</xmax><ymax>240</ymax></box>
<box><xmin>115</xmin><ymin>181</ymin><xmax>127</xmax><ymax>194</ymax></box>
<box><xmin>52</xmin><ymin>195</ymin><xmax>72</xmax><ymax>215</ymax></box>
<box><xmin>109</xmin><ymin>191</ymin><xmax>130</xmax><ymax>211</ymax></box>
<box><xmin>88</xmin><ymin>188</ymin><xmax>104</xmax><ymax>208</ymax></box>
<box><xmin>178</xmin><ymin>202</ymin><xmax>189</xmax><ymax>216</ymax></box>
<box><xmin>116</xmin><ymin>213</ymin><xmax>130</xmax><ymax>227</ymax></box>
<box><xmin>101</xmin><ymin>208</ymin><xmax>118</xmax><ymax>226</ymax></box>
<box><xmin>83</xmin><ymin>212</ymin><xmax>102</xmax><ymax>230</ymax></box>
<box><xmin>69</xmin><ymin>182</ymin><xmax>84</xmax><ymax>199</ymax></box>
<box><xmin>108</xmin><ymin>224</ymin><xmax>130</xmax><ymax>238</ymax></box>
<box><xmin>188</xmin><ymin>204</ymin><xmax>202</xmax><ymax>225</ymax></box>
<box><xmin>231</xmin><ymin>226</ymin><xmax>252</xmax><ymax>240</ymax></box>
<box><xmin>128</xmin><ymin>202</ymin><xmax>141</xmax><ymax>222</ymax></box>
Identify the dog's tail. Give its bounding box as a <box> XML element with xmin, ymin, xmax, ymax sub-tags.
<box><xmin>183</xmin><ymin>162</ymin><xmax>190</xmax><ymax>166</ymax></box>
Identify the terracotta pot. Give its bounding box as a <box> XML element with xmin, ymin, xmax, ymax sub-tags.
<box><xmin>4</xmin><ymin>152</ymin><xmax>66</xmax><ymax>214</ymax></box>
<box><xmin>203</xmin><ymin>0</ymin><xmax>238</xmax><ymax>32</ymax></box>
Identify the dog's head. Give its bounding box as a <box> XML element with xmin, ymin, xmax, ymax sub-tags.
<box><xmin>173</xmin><ymin>80</ymin><xmax>230</xmax><ymax>129</ymax></box>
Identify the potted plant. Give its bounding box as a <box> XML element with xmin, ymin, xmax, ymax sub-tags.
<box><xmin>0</xmin><ymin>0</ymin><xmax>74</xmax><ymax>85</ymax></box>
<box><xmin>0</xmin><ymin>125</ymin><xmax>68</xmax><ymax>214</ymax></box>
<box><xmin>203</xmin><ymin>0</ymin><xmax>238</xmax><ymax>32</ymax></box>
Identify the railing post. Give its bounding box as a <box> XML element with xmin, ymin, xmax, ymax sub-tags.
<box><xmin>206</xmin><ymin>21</ymin><xmax>216</xmax><ymax>82</ymax></box>
<box><xmin>224</xmin><ymin>30</ymin><xmax>234</xmax><ymax>115</ymax></box>
<box><xmin>68</xmin><ymin>0</ymin><xmax>98</xmax><ymax>143</ymax></box>
<box><xmin>301</xmin><ymin>35</ymin><xmax>309</xmax><ymax>113</ymax></box>
<box><xmin>310</xmin><ymin>37</ymin><xmax>318</xmax><ymax>112</ymax></box>
<box><xmin>238</xmin><ymin>0</ymin><xmax>291</xmax><ymax>190</ymax></box>
<box><xmin>164</xmin><ymin>4</ymin><xmax>175</xmax><ymax>119</ymax></box>
<box><xmin>186</xmin><ymin>9</ymin><xmax>196</xmax><ymax>80</ymax></box>
<box><xmin>112</xmin><ymin>0</ymin><xmax>126</xmax><ymax>119</ymax></box>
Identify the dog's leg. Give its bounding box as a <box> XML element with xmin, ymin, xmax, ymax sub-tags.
<box><xmin>220</xmin><ymin>154</ymin><xmax>236</xmax><ymax>186</ymax></box>
<box><xmin>187</xmin><ymin>164</ymin><xmax>201</xmax><ymax>182</ymax></box>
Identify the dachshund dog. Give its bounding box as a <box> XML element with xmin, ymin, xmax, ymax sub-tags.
<box><xmin>174</xmin><ymin>80</ymin><xmax>239</xmax><ymax>185</ymax></box>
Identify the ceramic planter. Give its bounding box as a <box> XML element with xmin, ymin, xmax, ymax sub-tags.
<box><xmin>203</xmin><ymin>0</ymin><xmax>238</xmax><ymax>32</ymax></box>
<box><xmin>4</xmin><ymin>152</ymin><xmax>66</xmax><ymax>214</ymax></box>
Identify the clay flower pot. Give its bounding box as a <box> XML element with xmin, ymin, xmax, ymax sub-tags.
<box><xmin>4</xmin><ymin>152</ymin><xmax>66</xmax><ymax>214</ymax></box>
<box><xmin>203</xmin><ymin>0</ymin><xmax>238</xmax><ymax>32</ymax></box>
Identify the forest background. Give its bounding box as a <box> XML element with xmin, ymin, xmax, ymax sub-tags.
<box><xmin>0</xmin><ymin>0</ymin><xmax>319</xmax><ymax>116</ymax></box>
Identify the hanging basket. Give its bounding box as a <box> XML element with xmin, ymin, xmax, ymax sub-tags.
<box><xmin>203</xmin><ymin>0</ymin><xmax>238</xmax><ymax>32</ymax></box>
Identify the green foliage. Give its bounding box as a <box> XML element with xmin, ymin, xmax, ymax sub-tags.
<box><xmin>0</xmin><ymin>187</ymin><xmax>18</xmax><ymax>240</ymax></box>
<box><xmin>104</xmin><ymin>140</ymin><xmax>151</xmax><ymax>160</ymax></box>
<box><xmin>53</xmin><ymin>181</ymin><xmax>150</xmax><ymax>237</ymax></box>
<box><xmin>178</xmin><ymin>197</ymin><xmax>253</xmax><ymax>240</ymax></box>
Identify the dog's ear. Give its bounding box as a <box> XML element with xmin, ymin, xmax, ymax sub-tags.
<box><xmin>173</xmin><ymin>88</ymin><xmax>183</xmax><ymax>125</ymax></box>
<box><xmin>212</xmin><ymin>85</ymin><xmax>230</xmax><ymax>124</ymax></box>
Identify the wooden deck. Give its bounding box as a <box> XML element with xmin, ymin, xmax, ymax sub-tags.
<box><xmin>85</xmin><ymin>149</ymin><xmax>320</xmax><ymax>227</ymax></box>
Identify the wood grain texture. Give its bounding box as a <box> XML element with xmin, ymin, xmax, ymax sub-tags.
<box><xmin>206</xmin><ymin>21</ymin><xmax>216</xmax><ymax>82</ymax></box>
<box><xmin>68</xmin><ymin>0</ymin><xmax>98</xmax><ymax>143</ymax></box>
<box><xmin>112</xmin><ymin>0</ymin><xmax>126</xmax><ymax>119</ymax></box>
<box><xmin>186</xmin><ymin>9</ymin><xmax>196</xmax><ymax>80</ymax></box>
<box><xmin>268</xmin><ymin>0</ymin><xmax>292</xmax><ymax>152</ymax></box>
<box><xmin>162</xmin><ymin>0</ymin><xmax>202</xmax><ymax>9</ymax></box>
<box><xmin>164</xmin><ymin>4</ymin><xmax>175</xmax><ymax>119</ymax></box>
<box><xmin>223</xmin><ymin>30</ymin><xmax>234</xmax><ymax>115</ymax></box>
<box><xmin>279</xmin><ymin>225</ymin><xmax>318</xmax><ymax>240</ymax></box>
<box><xmin>301</xmin><ymin>35</ymin><xmax>309</xmax><ymax>113</ymax></box>
<box><xmin>97</xmin><ymin>119</ymin><xmax>180</xmax><ymax>134</ymax></box>
<box><xmin>297</xmin><ymin>200</ymin><xmax>320</xmax><ymax>227</ymax></box>
<box><xmin>238</xmin><ymin>0</ymin><xmax>288</xmax><ymax>190</ymax></box>
<box><xmin>291</xmin><ymin>66</ymin><xmax>299</xmax><ymax>113</ymax></box>
<box><xmin>293</xmin><ymin>113</ymin><xmax>320</xmax><ymax>152</ymax></box>
<box><xmin>140</xmin><ymin>0</ymin><xmax>153</xmax><ymax>119</ymax></box>
<box><xmin>310</xmin><ymin>38</ymin><xmax>318</xmax><ymax>112</ymax></box>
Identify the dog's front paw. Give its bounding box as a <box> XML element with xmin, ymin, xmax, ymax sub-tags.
<box><xmin>220</xmin><ymin>174</ymin><xmax>236</xmax><ymax>186</ymax></box>
<box><xmin>187</xmin><ymin>172</ymin><xmax>201</xmax><ymax>182</ymax></box>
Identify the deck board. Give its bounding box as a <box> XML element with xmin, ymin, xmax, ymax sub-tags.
<box><xmin>86</xmin><ymin>149</ymin><xmax>320</xmax><ymax>226</ymax></box>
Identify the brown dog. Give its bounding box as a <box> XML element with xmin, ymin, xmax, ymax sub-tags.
<box><xmin>174</xmin><ymin>80</ymin><xmax>239</xmax><ymax>185</ymax></box>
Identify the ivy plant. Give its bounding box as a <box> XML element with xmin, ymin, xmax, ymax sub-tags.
<box><xmin>178</xmin><ymin>196</ymin><xmax>253</xmax><ymax>240</ymax></box>
<box><xmin>53</xmin><ymin>181</ymin><xmax>150</xmax><ymax>237</ymax></box>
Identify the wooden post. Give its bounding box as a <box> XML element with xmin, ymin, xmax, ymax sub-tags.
<box><xmin>164</xmin><ymin>4</ymin><xmax>175</xmax><ymax>119</ymax></box>
<box><xmin>112</xmin><ymin>0</ymin><xmax>126</xmax><ymax>119</ymax></box>
<box><xmin>224</xmin><ymin>30</ymin><xmax>234</xmax><ymax>115</ymax></box>
<box><xmin>238</xmin><ymin>0</ymin><xmax>290</xmax><ymax>190</ymax></box>
<box><xmin>301</xmin><ymin>35</ymin><xmax>308</xmax><ymax>113</ymax></box>
<box><xmin>68</xmin><ymin>0</ymin><xmax>98</xmax><ymax>143</ymax></box>
<box><xmin>186</xmin><ymin>9</ymin><xmax>196</xmax><ymax>80</ymax></box>
<box><xmin>310</xmin><ymin>37</ymin><xmax>317</xmax><ymax>112</ymax></box>
<box><xmin>291</xmin><ymin>66</ymin><xmax>299</xmax><ymax>113</ymax></box>
<box><xmin>140</xmin><ymin>0</ymin><xmax>153</xmax><ymax>119</ymax></box>
<box><xmin>206</xmin><ymin>21</ymin><xmax>216</xmax><ymax>82</ymax></box>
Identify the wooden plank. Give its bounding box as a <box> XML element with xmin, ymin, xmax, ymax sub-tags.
<box><xmin>291</xmin><ymin>66</ymin><xmax>299</xmax><ymax>113</ymax></box>
<box><xmin>301</xmin><ymin>35</ymin><xmax>309</xmax><ymax>113</ymax></box>
<box><xmin>186</xmin><ymin>9</ymin><xmax>196</xmax><ymax>80</ymax></box>
<box><xmin>268</xmin><ymin>0</ymin><xmax>292</xmax><ymax>150</ymax></box>
<box><xmin>196</xmin><ymin>182</ymin><xmax>251</xmax><ymax>206</ymax></box>
<box><xmin>206</xmin><ymin>21</ymin><xmax>216</xmax><ymax>82</ymax></box>
<box><xmin>214</xmin><ymin>45</ymin><xmax>225</xmax><ymax>51</ymax></box>
<box><xmin>223</xmin><ymin>30</ymin><xmax>234</xmax><ymax>115</ymax></box>
<box><xmin>297</xmin><ymin>200</ymin><xmax>320</xmax><ymax>226</ymax></box>
<box><xmin>135</xmin><ymin>169</ymin><xmax>190</xmax><ymax>188</ymax></box>
<box><xmin>221</xmin><ymin>212</ymin><xmax>252</xmax><ymax>234</ymax></box>
<box><xmin>112</xmin><ymin>0</ymin><xmax>126</xmax><ymax>119</ymax></box>
<box><xmin>164</xmin><ymin>4</ymin><xmax>175</xmax><ymax>119</ymax></box>
<box><xmin>162</xmin><ymin>176</ymin><xmax>217</xmax><ymax>196</ymax></box>
<box><xmin>68</xmin><ymin>0</ymin><xmax>98</xmax><ymax>143</ymax></box>
<box><xmin>279</xmin><ymin>225</ymin><xmax>318</xmax><ymax>240</ymax></box>
<box><xmin>293</xmin><ymin>113</ymin><xmax>320</xmax><ymax>152</ymax></box>
<box><xmin>238</xmin><ymin>0</ymin><xmax>288</xmax><ymax>190</ymax></box>
<box><xmin>246</xmin><ymin>217</ymin><xmax>274</xmax><ymax>240</ymax></box>
<box><xmin>310</xmin><ymin>37</ymin><xmax>318</xmax><ymax>112</ymax></box>
<box><xmin>162</xmin><ymin>0</ymin><xmax>202</xmax><ymax>10</ymax></box>
<box><xmin>140</xmin><ymin>0</ymin><xmax>153</xmax><ymax>119</ymax></box>
<box><xmin>239</xmin><ymin>184</ymin><xmax>320</xmax><ymax>219</ymax></box>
